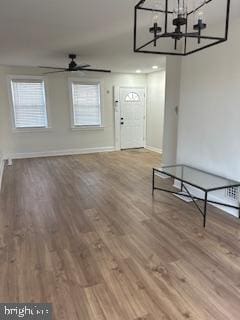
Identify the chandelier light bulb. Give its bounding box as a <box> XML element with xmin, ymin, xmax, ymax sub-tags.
<box><xmin>178</xmin><ymin>6</ymin><xmax>185</xmax><ymax>16</ymax></box>
<box><xmin>197</xmin><ymin>10</ymin><xmax>204</xmax><ymax>22</ymax></box>
<box><xmin>173</xmin><ymin>0</ymin><xmax>187</xmax><ymax>18</ymax></box>
<box><xmin>194</xmin><ymin>9</ymin><xmax>206</xmax><ymax>26</ymax></box>
<box><xmin>193</xmin><ymin>9</ymin><xmax>207</xmax><ymax>44</ymax></box>
<box><xmin>152</xmin><ymin>12</ymin><xmax>160</xmax><ymax>24</ymax></box>
<box><xmin>149</xmin><ymin>4</ymin><xmax>162</xmax><ymax>46</ymax></box>
<box><xmin>151</xmin><ymin>0</ymin><xmax>162</xmax><ymax>25</ymax></box>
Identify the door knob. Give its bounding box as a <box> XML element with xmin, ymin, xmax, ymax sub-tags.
<box><xmin>121</xmin><ymin>122</ymin><xmax>124</xmax><ymax>125</ymax></box>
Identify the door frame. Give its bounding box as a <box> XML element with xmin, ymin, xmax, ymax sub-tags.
<box><xmin>114</xmin><ymin>86</ymin><xmax>146</xmax><ymax>151</ymax></box>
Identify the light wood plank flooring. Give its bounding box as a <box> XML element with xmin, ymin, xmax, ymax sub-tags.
<box><xmin>0</xmin><ymin>149</ymin><xmax>240</xmax><ymax>320</ymax></box>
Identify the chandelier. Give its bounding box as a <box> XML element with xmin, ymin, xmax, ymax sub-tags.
<box><xmin>134</xmin><ymin>0</ymin><xmax>231</xmax><ymax>56</ymax></box>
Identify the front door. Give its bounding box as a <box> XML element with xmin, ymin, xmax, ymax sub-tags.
<box><xmin>120</xmin><ymin>88</ymin><xmax>145</xmax><ymax>149</ymax></box>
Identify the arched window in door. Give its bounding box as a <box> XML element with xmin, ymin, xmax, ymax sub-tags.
<box><xmin>125</xmin><ymin>92</ymin><xmax>140</xmax><ymax>102</ymax></box>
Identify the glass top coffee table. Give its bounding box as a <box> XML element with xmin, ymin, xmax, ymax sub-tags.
<box><xmin>152</xmin><ymin>165</ymin><xmax>240</xmax><ymax>227</ymax></box>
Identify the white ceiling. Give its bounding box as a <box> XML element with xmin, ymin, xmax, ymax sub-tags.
<box><xmin>0</xmin><ymin>0</ymin><xmax>239</xmax><ymax>74</ymax></box>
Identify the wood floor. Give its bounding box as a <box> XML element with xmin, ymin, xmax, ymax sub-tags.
<box><xmin>0</xmin><ymin>149</ymin><xmax>240</xmax><ymax>320</ymax></box>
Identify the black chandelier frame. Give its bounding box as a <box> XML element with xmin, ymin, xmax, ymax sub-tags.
<box><xmin>134</xmin><ymin>0</ymin><xmax>231</xmax><ymax>56</ymax></box>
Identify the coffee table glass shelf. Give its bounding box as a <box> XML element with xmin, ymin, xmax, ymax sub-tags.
<box><xmin>152</xmin><ymin>165</ymin><xmax>240</xmax><ymax>227</ymax></box>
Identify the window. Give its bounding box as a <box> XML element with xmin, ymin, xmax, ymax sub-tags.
<box><xmin>10</xmin><ymin>78</ymin><xmax>48</xmax><ymax>129</ymax></box>
<box><xmin>71</xmin><ymin>81</ymin><xmax>101</xmax><ymax>127</ymax></box>
<box><xmin>125</xmin><ymin>92</ymin><xmax>140</xmax><ymax>102</ymax></box>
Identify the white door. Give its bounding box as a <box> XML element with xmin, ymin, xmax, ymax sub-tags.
<box><xmin>120</xmin><ymin>88</ymin><xmax>145</xmax><ymax>149</ymax></box>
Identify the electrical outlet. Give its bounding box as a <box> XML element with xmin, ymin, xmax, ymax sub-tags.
<box><xmin>225</xmin><ymin>187</ymin><xmax>239</xmax><ymax>201</ymax></box>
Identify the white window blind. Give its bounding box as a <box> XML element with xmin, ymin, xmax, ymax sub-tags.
<box><xmin>11</xmin><ymin>79</ymin><xmax>48</xmax><ymax>128</ymax></box>
<box><xmin>72</xmin><ymin>82</ymin><xmax>101</xmax><ymax>126</ymax></box>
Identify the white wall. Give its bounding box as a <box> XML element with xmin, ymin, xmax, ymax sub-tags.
<box><xmin>178</xmin><ymin>17</ymin><xmax>240</xmax><ymax>181</ymax></box>
<box><xmin>0</xmin><ymin>66</ymin><xmax>147</xmax><ymax>158</ymax></box>
<box><xmin>177</xmin><ymin>18</ymin><xmax>240</xmax><ymax>216</ymax></box>
<box><xmin>146</xmin><ymin>70</ymin><xmax>166</xmax><ymax>152</ymax></box>
<box><xmin>162</xmin><ymin>56</ymin><xmax>181</xmax><ymax>165</ymax></box>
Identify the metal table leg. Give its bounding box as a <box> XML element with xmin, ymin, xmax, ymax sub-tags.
<box><xmin>203</xmin><ymin>192</ymin><xmax>208</xmax><ymax>228</ymax></box>
<box><xmin>152</xmin><ymin>168</ymin><xmax>155</xmax><ymax>195</ymax></box>
<box><xmin>180</xmin><ymin>166</ymin><xmax>184</xmax><ymax>192</ymax></box>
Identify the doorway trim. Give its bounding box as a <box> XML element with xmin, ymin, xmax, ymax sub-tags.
<box><xmin>114</xmin><ymin>86</ymin><xmax>146</xmax><ymax>151</ymax></box>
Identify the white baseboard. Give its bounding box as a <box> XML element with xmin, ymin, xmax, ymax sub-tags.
<box><xmin>9</xmin><ymin>146</ymin><xmax>116</xmax><ymax>160</ymax></box>
<box><xmin>0</xmin><ymin>158</ymin><xmax>5</xmax><ymax>191</ymax></box>
<box><xmin>145</xmin><ymin>145</ymin><xmax>163</xmax><ymax>154</ymax></box>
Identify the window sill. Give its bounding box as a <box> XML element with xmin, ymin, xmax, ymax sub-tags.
<box><xmin>71</xmin><ymin>126</ymin><xmax>104</xmax><ymax>131</ymax></box>
<box><xmin>12</xmin><ymin>127</ymin><xmax>52</xmax><ymax>133</ymax></box>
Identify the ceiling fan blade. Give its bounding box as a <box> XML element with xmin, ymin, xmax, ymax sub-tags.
<box><xmin>79</xmin><ymin>68</ymin><xmax>111</xmax><ymax>73</ymax></box>
<box><xmin>39</xmin><ymin>66</ymin><xmax>66</xmax><ymax>70</ymax></box>
<box><xmin>42</xmin><ymin>70</ymin><xmax>67</xmax><ymax>75</ymax></box>
<box><xmin>76</xmin><ymin>64</ymin><xmax>91</xmax><ymax>69</ymax></box>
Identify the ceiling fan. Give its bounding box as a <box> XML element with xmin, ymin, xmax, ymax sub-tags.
<box><xmin>39</xmin><ymin>54</ymin><xmax>111</xmax><ymax>74</ymax></box>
